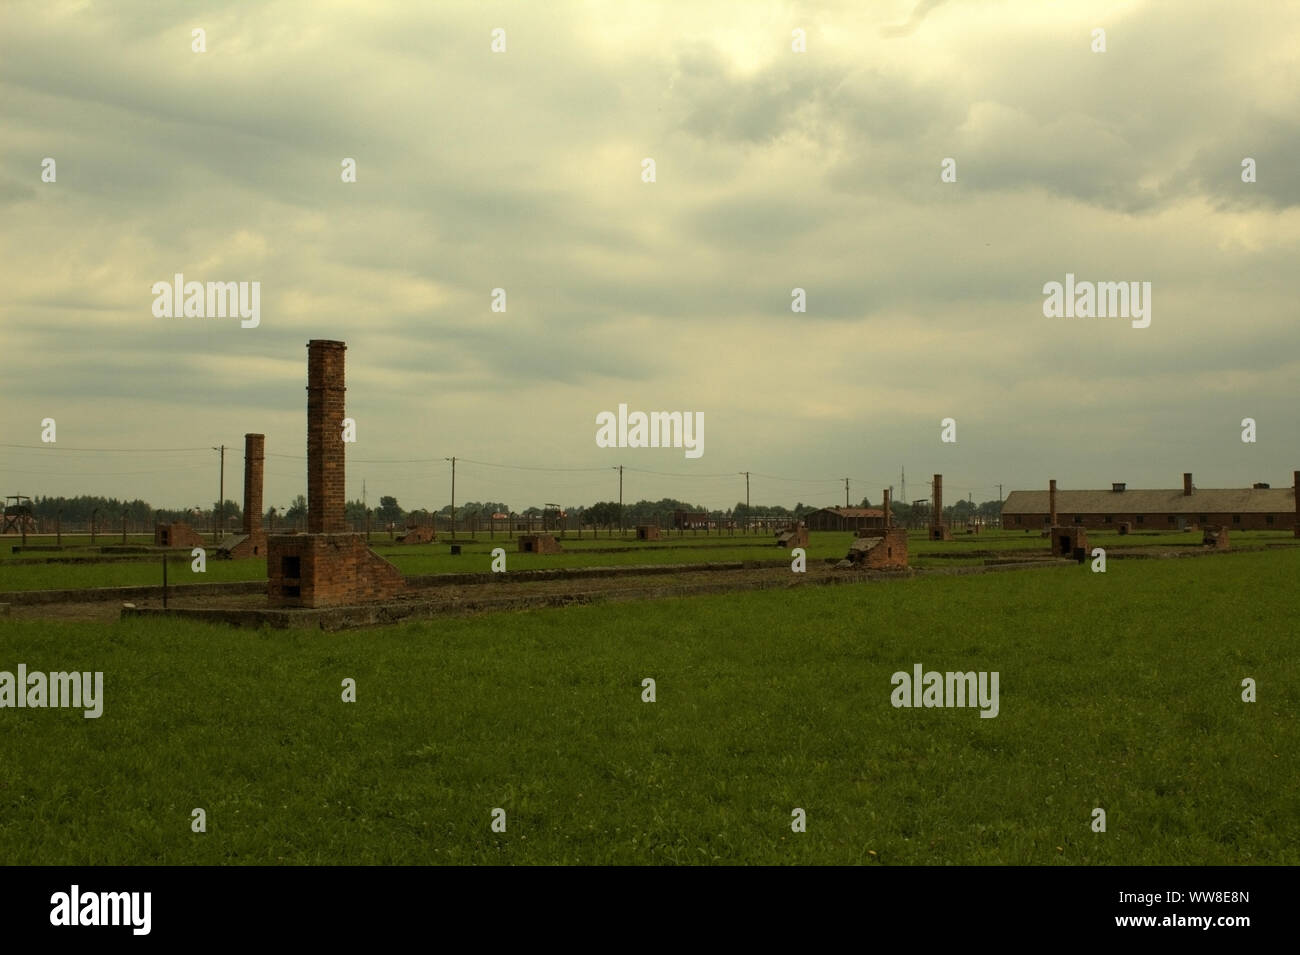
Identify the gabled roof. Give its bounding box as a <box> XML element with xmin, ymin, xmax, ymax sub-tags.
<box><xmin>807</xmin><ymin>507</ymin><xmax>885</xmax><ymax>518</ymax></box>
<box><xmin>1003</xmin><ymin>487</ymin><xmax>1296</xmax><ymax>515</ymax></box>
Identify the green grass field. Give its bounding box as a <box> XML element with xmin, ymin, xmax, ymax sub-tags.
<box><xmin>4</xmin><ymin>529</ymin><xmax>1293</xmax><ymax>591</ymax></box>
<box><xmin>2</xmin><ymin>548</ymin><xmax>1295</xmax><ymax>864</ymax></box>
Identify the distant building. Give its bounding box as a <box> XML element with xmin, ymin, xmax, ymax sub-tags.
<box><xmin>1001</xmin><ymin>472</ymin><xmax>1299</xmax><ymax>532</ymax></box>
<box><xmin>673</xmin><ymin>510</ymin><xmax>710</xmax><ymax>529</ymax></box>
<box><xmin>803</xmin><ymin>506</ymin><xmax>886</xmax><ymax>532</ymax></box>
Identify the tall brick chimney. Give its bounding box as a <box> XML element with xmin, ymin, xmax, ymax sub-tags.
<box><xmin>1294</xmin><ymin>470</ymin><xmax>1299</xmax><ymax>538</ymax></box>
<box><xmin>243</xmin><ymin>433</ymin><xmax>265</xmax><ymax>536</ymax></box>
<box><xmin>883</xmin><ymin>488</ymin><xmax>891</xmax><ymax>528</ymax></box>
<box><xmin>1183</xmin><ymin>472</ymin><xmax>1193</xmax><ymax>496</ymax></box>
<box><xmin>307</xmin><ymin>340</ymin><xmax>347</xmax><ymax>533</ymax></box>
<box><xmin>1049</xmin><ymin>479</ymin><xmax>1057</xmax><ymax>527</ymax></box>
<box><xmin>932</xmin><ymin>474</ymin><xmax>943</xmax><ymax>525</ymax></box>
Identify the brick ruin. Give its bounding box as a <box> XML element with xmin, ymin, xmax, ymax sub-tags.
<box><xmin>635</xmin><ymin>524</ymin><xmax>660</xmax><ymax>540</ymax></box>
<box><xmin>838</xmin><ymin>526</ymin><xmax>909</xmax><ymax>570</ymax></box>
<box><xmin>1202</xmin><ymin>525</ymin><xmax>1230</xmax><ymax>550</ymax></box>
<box><xmin>929</xmin><ymin>474</ymin><xmax>952</xmax><ymax>540</ymax></box>
<box><xmin>267</xmin><ymin>341</ymin><xmax>404</xmax><ymax>608</ymax></box>
<box><xmin>396</xmin><ymin>523</ymin><xmax>437</xmax><ymax>544</ymax></box>
<box><xmin>775</xmin><ymin>524</ymin><xmax>808</xmax><ymax>548</ymax></box>
<box><xmin>154</xmin><ymin>522</ymin><xmax>204</xmax><ymax>549</ymax></box>
<box><xmin>219</xmin><ymin>433</ymin><xmax>268</xmax><ymax>558</ymax></box>
<box><xmin>1050</xmin><ymin>525</ymin><xmax>1089</xmax><ymax>561</ymax></box>
<box><xmin>518</xmin><ymin>534</ymin><xmax>562</xmax><ymax>554</ymax></box>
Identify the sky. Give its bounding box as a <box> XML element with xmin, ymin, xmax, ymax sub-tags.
<box><xmin>2</xmin><ymin>0</ymin><xmax>1298</xmax><ymax>515</ymax></box>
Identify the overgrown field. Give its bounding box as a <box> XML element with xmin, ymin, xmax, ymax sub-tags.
<box><xmin>1</xmin><ymin>549</ymin><xmax>1296</xmax><ymax>864</ymax></box>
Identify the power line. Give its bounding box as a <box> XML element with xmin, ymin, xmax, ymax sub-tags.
<box><xmin>0</xmin><ymin>443</ymin><xmax>210</xmax><ymax>453</ymax></box>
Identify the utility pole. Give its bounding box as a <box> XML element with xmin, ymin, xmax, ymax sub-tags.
<box><xmin>901</xmin><ymin>467</ymin><xmax>907</xmax><ymax>507</ymax></box>
<box><xmin>739</xmin><ymin>471</ymin><xmax>750</xmax><ymax>533</ymax></box>
<box><xmin>844</xmin><ymin>478</ymin><xmax>850</xmax><ymax>508</ymax></box>
<box><xmin>211</xmin><ymin>445</ymin><xmax>225</xmax><ymax>542</ymax></box>
<box><xmin>445</xmin><ymin>457</ymin><xmax>456</xmax><ymax>538</ymax></box>
<box><xmin>613</xmin><ymin>465</ymin><xmax>624</xmax><ymax>534</ymax></box>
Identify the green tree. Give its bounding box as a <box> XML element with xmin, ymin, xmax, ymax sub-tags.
<box><xmin>375</xmin><ymin>495</ymin><xmax>403</xmax><ymax>524</ymax></box>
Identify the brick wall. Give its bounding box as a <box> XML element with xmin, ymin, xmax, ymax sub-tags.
<box><xmin>930</xmin><ymin>474</ymin><xmax>950</xmax><ymax>539</ymax></box>
<box><xmin>243</xmin><ymin>433</ymin><xmax>265</xmax><ymax>536</ymax></box>
<box><xmin>1005</xmin><ymin>511</ymin><xmax>1290</xmax><ymax>531</ymax></box>
<box><xmin>840</xmin><ymin>526</ymin><xmax>908</xmax><ymax>569</ymax></box>
<box><xmin>518</xmin><ymin>534</ymin><xmax>562</xmax><ymax>553</ymax></box>
<box><xmin>396</xmin><ymin>524</ymin><xmax>437</xmax><ymax>544</ymax></box>
<box><xmin>307</xmin><ymin>340</ymin><xmax>347</xmax><ymax>534</ymax></box>
<box><xmin>155</xmin><ymin>522</ymin><xmax>205</xmax><ymax>549</ymax></box>
<box><xmin>776</xmin><ymin>524</ymin><xmax>809</xmax><ymax>548</ymax></box>
<box><xmin>1050</xmin><ymin>525</ymin><xmax>1089</xmax><ymax>559</ymax></box>
<box><xmin>267</xmin><ymin>533</ymin><xmax>404</xmax><ymax>607</ymax></box>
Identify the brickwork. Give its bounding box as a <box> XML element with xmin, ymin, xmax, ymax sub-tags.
<box><xmin>263</xmin><ymin>339</ymin><xmax>406</xmax><ymax>606</ymax></box>
<box><xmin>1202</xmin><ymin>525</ymin><xmax>1230</xmax><ymax>550</ymax></box>
<box><xmin>930</xmin><ymin>474</ymin><xmax>951</xmax><ymax>540</ymax></box>
<box><xmin>223</xmin><ymin>432</ymin><xmax>269</xmax><ymax>557</ymax></box>
<box><xmin>1050</xmin><ymin>525</ymin><xmax>1089</xmax><ymax>560</ymax></box>
<box><xmin>635</xmin><ymin>524</ymin><xmax>660</xmax><ymax>540</ymax></box>
<box><xmin>775</xmin><ymin>524</ymin><xmax>808</xmax><ymax>548</ymax></box>
<box><xmin>1007</xmin><ymin>511</ymin><xmax>1287</xmax><ymax>531</ymax></box>
<box><xmin>838</xmin><ymin>526</ymin><xmax>909</xmax><ymax>569</ymax></box>
<box><xmin>518</xmin><ymin>534</ymin><xmax>562</xmax><ymax>553</ymax></box>
<box><xmin>155</xmin><ymin>522</ymin><xmax>205</xmax><ymax>548</ymax></box>
<box><xmin>267</xmin><ymin>533</ymin><xmax>404</xmax><ymax>607</ymax></box>
<box><xmin>396</xmin><ymin>524</ymin><xmax>437</xmax><ymax>544</ymax></box>
<box><xmin>243</xmin><ymin>434</ymin><xmax>265</xmax><ymax>536</ymax></box>
<box><xmin>221</xmin><ymin>534</ymin><xmax>266</xmax><ymax>559</ymax></box>
<box><xmin>307</xmin><ymin>341</ymin><xmax>347</xmax><ymax>534</ymax></box>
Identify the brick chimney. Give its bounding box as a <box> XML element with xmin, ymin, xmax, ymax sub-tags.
<box><xmin>306</xmin><ymin>340</ymin><xmax>347</xmax><ymax>533</ymax></box>
<box><xmin>1049</xmin><ymin>479</ymin><xmax>1057</xmax><ymax>527</ymax></box>
<box><xmin>1294</xmin><ymin>470</ymin><xmax>1299</xmax><ymax>538</ymax></box>
<box><xmin>242</xmin><ymin>433</ymin><xmax>265</xmax><ymax>536</ymax></box>
<box><xmin>1183</xmin><ymin>472</ymin><xmax>1193</xmax><ymax>496</ymax></box>
<box><xmin>883</xmin><ymin>488</ymin><xmax>891</xmax><ymax>528</ymax></box>
<box><xmin>932</xmin><ymin>474</ymin><xmax>943</xmax><ymax>526</ymax></box>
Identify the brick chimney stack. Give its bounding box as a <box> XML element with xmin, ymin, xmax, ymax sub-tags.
<box><xmin>243</xmin><ymin>433</ymin><xmax>265</xmax><ymax>536</ymax></box>
<box><xmin>933</xmin><ymin>474</ymin><xmax>943</xmax><ymax>526</ymax></box>
<box><xmin>1184</xmin><ymin>472</ymin><xmax>1193</xmax><ymax>496</ymax></box>
<box><xmin>306</xmin><ymin>340</ymin><xmax>347</xmax><ymax>534</ymax></box>
<box><xmin>883</xmin><ymin>488</ymin><xmax>891</xmax><ymax>528</ymax></box>
<box><xmin>1049</xmin><ymin>479</ymin><xmax>1057</xmax><ymax>527</ymax></box>
<box><xmin>1294</xmin><ymin>470</ymin><xmax>1299</xmax><ymax>538</ymax></box>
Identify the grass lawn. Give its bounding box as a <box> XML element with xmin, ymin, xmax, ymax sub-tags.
<box><xmin>1</xmin><ymin>548</ymin><xmax>1295</xmax><ymax>864</ymax></box>
<box><xmin>6</xmin><ymin>529</ymin><xmax>1292</xmax><ymax>591</ymax></box>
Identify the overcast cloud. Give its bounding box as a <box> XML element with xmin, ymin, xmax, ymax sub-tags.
<box><xmin>2</xmin><ymin>0</ymin><xmax>1297</xmax><ymax>513</ymax></box>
